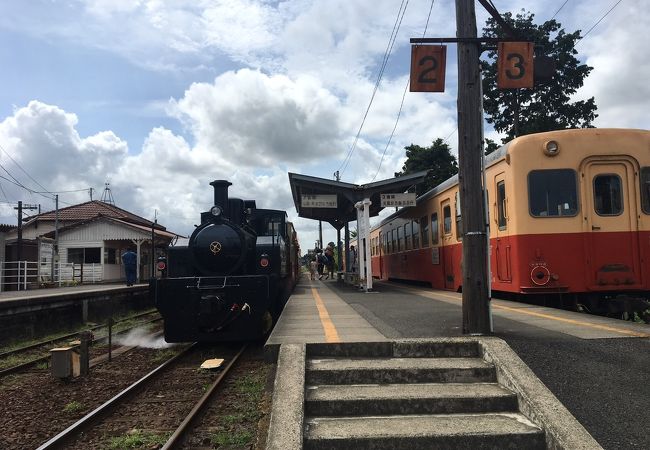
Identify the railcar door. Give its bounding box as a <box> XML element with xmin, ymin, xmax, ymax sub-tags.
<box><xmin>581</xmin><ymin>158</ymin><xmax>642</xmax><ymax>289</ymax></box>
<box><xmin>441</xmin><ymin>199</ymin><xmax>455</xmax><ymax>289</ymax></box>
<box><xmin>494</xmin><ymin>173</ymin><xmax>512</xmax><ymax>282</ymax></box>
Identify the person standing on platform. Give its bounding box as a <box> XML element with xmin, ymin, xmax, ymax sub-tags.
<box><xmin>309</xmin><ymin>256</ymin><xmax>318</xmax><ymax>280</ymax></box>
<box><xmin>324</xmin><ymin>243</ymin><xmax>335</xmax><ymax>279</ymax></box>
<box><xmin>350</xmin><ymin>245</ymin><xmax>358</xmax><ymax>273</ymax></box>
<box><xmin>122</xmin><ymin>248</ymin><xmax>137</xmax><ymax>286</ymax></box>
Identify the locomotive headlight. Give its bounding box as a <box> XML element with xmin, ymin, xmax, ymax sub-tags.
<box><xmin>543</xmin><ymin>140</ymin><xmax>560</xmax><ymax>156</ymax></box>
<box><xmin>210</xmin><ymin>205</ymin><xmax>222</xmax><ymax>217</ymax></box>
<box><xmin>260</xmin><ymin>254</ymin><xmax>270</xmax><ymax>268</ymax></box>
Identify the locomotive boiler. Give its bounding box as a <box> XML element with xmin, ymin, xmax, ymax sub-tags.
<box><xmin>151</xmin><ymin>180</ymin><xmax>299</xmax><ymax>342</ymax></box>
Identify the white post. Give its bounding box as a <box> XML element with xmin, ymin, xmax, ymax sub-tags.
<box><xmin>23</xmin><ymin>261</ymin><xmax>27</xmax><ymax>290</ymax></box>
<box><xmin>0</xmin><ymin>261</ymin><xmax>3</xmax><ymax>292</ymax></box>
<box><xmin>354</xmin><ymin>198</ymin><xmax>373</xmax><ymax>292</ymax></box>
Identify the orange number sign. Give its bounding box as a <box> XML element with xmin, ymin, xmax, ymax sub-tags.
<box><xmin>497</xmin><ymin>42</ymin><xmax>534</xmax><ymax>89</ymax></box>
<box><xmin>410</xmin><ymin>46</ymin><xmax>446</xmax><ymax>92</ymax></box>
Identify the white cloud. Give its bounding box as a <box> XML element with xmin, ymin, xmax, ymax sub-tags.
<box><xmin>169</xmin><ymin>69</ymin><xmax>345</xmax><ymax>166</ymax></box>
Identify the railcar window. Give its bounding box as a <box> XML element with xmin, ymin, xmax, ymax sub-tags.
<box><xmin>404</xmin><ymin>224</ymin><xmax>411</xmax><ymax>250</ymax></box>
<box><xmin>392</xmin><ymin>229</ymin><xmax>397</xmax><ymax>252</ymax></box>
<box><xmin>443</xmin><ymin>205</ymin><xmax>452</xmax><ymax>234</ymax></box>
<box><xmin>528</xmin><ymin>169</ymin><xmax>578</xmax><ymax>217</ymax></box>
<box><xmin>397</xmin><ymin>227</ymin><xmax>402</xmax><ymax>251</ymax></box>
<box><xmin>421</xmin><ymin>216</ymin><xmax>429</xmax><ymax>247</ymax></box>
<box><xmin>594</xmin><ymin>174</ymin><xmax>623</xmax><ymax>216</ymax></box>
<box><xmin>497</xmin><ymin>181</ymin><xmax>507</xmax><ymax>229</ymax></box>
<box><xmin>640</xmin><ymin>168</ymin><xmax>650</xmax><ymax>214</ymax></box>
<box><xmin>413</xmin><ymin>220</ymin><xmax>420</xmax><ymax>249</ymax></box>
<box><xmin>431</xmin><ymin>212</ymin><xmax>439</xmax><ymax>244</ymax></box>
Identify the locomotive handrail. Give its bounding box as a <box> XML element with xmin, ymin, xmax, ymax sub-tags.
<box><xmin>187</xmin><ymin>277</ymin><xmax>241</xmax><ymax>290</ymax></box>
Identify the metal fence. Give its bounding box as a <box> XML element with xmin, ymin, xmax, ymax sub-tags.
<box><xmin>0</xmin><ymin>261</ymin><xmax>103</xmax><ymax>291</ymax></box>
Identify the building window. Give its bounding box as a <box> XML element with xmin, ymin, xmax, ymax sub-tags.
<box><xmin>104</xmin><ymin>248</ymin><xmax>118</xmax><ymax>264</ymax></box>
<box><xmin>68</xmin><ymin>247</ymin><xmax>101</xmax><ymax>264</ymax></box>
<box><xmin>528</xmin><ymin>169</ymin><xmax>578</xmax><ymax>217</ymax></box>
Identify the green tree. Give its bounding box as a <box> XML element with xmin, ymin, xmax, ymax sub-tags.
<box><xmin>395</xmin><ymin>138</ymin><xmax>458</xmax><ymax>196</ymax></box>
<box><xmin>481</xmin><ymin>11</ymin><xmax>597</xmax><ymax>146</ymax></box>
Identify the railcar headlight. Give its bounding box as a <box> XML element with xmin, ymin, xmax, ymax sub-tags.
<box><xmin>260</xmin><ymin>254</ymin><xmax>270</xmax><ymax>268</ymax></box>
<box><xmin>543</xmin><ymin>140</ymin><xmax>559</xmax><ymax>156</ymax></box>
<box><xmin>210</xmin><ymin>206</ymin><xmax>222</xmax><ymax>216</ymax></box>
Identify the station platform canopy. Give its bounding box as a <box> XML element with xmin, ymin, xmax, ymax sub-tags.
<box><xmin>288</xmin><ymin>171</ymin><xmax>429</xmax><ymax>229</ymax></box>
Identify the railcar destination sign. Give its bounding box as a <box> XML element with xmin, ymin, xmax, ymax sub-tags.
<box><xmin>380</xmin><ymin>193</ymin><xmax>416</xmax><ymax>207</ymax></box>
<box><xmin>301</xmin><ymin>194</ymin><xmax>338</xmax><ymax>208</ymax></box>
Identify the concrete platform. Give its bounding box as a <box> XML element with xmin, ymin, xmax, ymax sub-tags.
<box><xmin>265</xmin><ymin>279</ymin><xmax>386</xmax><ymax>360</ymax></box>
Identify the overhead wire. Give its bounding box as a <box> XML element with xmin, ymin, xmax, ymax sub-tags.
<box><xmin>0</xmin><ymin>141</ymin><xmax>53</xmax><ymax>197</ymax></box>
<box><xmin>371</xmin><ymin>0</ymin><xmax>437</xmax><ymax>182</ymax></box>
<box><xmin>576</xmin><ymin>0</ymin><xmax>624</xmax><ymax>44</ymax></box>
<box><xmin>551</xmin><ymin>0</ymin><xmax>570</xmax><ymax>20</ymax></box>
<box><xmin>338</xmin><ymin>0</ymin><xmax>410</xmax><ymax>177</ymax></box>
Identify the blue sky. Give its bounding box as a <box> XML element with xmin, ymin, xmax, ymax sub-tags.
<box><xmin>0</xmin><ymin>0</ymin><xmax>648</xmax><ymax>251</ymax></box>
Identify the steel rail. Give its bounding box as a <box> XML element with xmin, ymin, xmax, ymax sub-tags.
<box><xmin>0</xmin><ymin>317</ymin><xmax>162</xmax><ymax>378</ymax></box>
<box><xmin>0</xmin><ymin>309</ymin><xmax>158</xmax><ymax>359</ymax></box>
<box><xmin>36</xmin><ymin>343</ymin><xmax>196</xmax><ymax>450</ymax></box>
<box><xmin>161</xmin><ymin>344</ymin><xmax>247</xmax><ymax>449</ymax></box>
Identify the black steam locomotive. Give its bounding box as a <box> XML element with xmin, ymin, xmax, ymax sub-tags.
<box><xmin>151</xmin><ymin>180</ymin><xmax>300</xmax><ymax>342</ymax></box>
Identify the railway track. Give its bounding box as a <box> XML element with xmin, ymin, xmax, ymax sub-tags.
<box><xmin>36</xmin><ymin>343</ymin><xmax>247</xmax><ymax>449</ymax></box>
<box><xmin>0</xmin><ymin>310</ymin><xmax>162</xmax><ymax>377</ymax></box>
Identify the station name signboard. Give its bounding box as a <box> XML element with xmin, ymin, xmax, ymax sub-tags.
<box><xmin>380</xmin><ymin>193</ymin><xmax>416</xmax><ymax>207</ymax></box>
<box><xmin>301</xmin><ymin>194</ymin><xmax>337</xmax><ymax>208</ymax></box>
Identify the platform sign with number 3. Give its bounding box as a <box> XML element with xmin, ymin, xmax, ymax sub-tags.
<box><xmin>497</xmin><ymin>42</ymin><xmax>534</xmax><ymax>89</ymax></box>
<box><xmin>410</xmin><ymin>46</ymin><xmax>446</xmax><ymax>92</ymax></box>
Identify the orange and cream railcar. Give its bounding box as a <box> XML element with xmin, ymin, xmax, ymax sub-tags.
<box><xmin>370</xmin><ymin>128</ymin><xmax>650</xmax><ymax>314</ymax></box>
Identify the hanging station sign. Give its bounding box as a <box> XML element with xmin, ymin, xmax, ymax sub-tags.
<box><xmin>301</xmin><ymin>194</ymin><xmax>338</xmax><ymax>208</ymax></box>
<box><xmin>380</xmin><ymin>193</ymin><xmax>416</xmax><ymax>207</ymax></box>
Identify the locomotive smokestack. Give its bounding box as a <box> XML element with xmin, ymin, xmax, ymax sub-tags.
<box><xmin>210</xmin><ymin>180</ymin><xmax>232</xmax><ymax>210</ymax></box>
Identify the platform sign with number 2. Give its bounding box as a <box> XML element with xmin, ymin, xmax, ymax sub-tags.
<box><xmin>497</xmin><ymin>42</ymin><xmax>534</xmax><ymax>89</ymax></box>
<box><xmin>410</xmin><ymin>46</ymin><xmax>447</xmax><ymax>92</ymax></box>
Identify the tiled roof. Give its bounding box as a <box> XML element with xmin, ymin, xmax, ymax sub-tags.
<box><xmin>26</xmin><ymin>200</ymin><xmax>163</xmax><ymax>229</ymax></box>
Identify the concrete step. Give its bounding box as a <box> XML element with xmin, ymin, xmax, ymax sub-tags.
<box><xmin>306</xmin><ymin>357</ymin><xmax>496</xmax><ymax>384</ymax></box>
<box><xmin>305</xmin><ymin>382</ymin><xmax>518</xmax><ymax>416</ymax></box>
<box><xmin>306</xmin><ymin>340</ymin><xmax>480</xmax><ymax>358</ymax></box>
<box><xmin>304</xmin><ymin>412</ymin><xmax>546</xmax><ymax>450</ymax></box>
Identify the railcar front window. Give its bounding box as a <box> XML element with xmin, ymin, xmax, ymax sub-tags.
<box><xmin>594</xmin><ymin>174</ymin><xmax>623</xmax><ymax>216</ymax></box>
<box><xmin>640</xmin><ymin>168</ymin><xmax>650</xmax><ymax>214</ymax></box>
<box><xmin>528</xmin><ymin>169</ymin><xmax>578</xmax><ymax>217</ymax></box>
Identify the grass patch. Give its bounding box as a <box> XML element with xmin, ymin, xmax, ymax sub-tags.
<box><xmin>210</xmin><ymin>430</ymin><xmax>253</xmax><ymax>446</ymax></box>
<box><xmin>151</xmin><ymin>348</ymin><xmax>180</xmax><ymax>363</ymax></box>
<box><xmin>63</xmin><ymin>401</ymin><xmax>84</xmax><ymax>414</ymax></box>
<box><xmin>235</xmin><ymin>374</ymin><xmax>266</xmax><ymax>397</ymax></box>
<box><xmin>106</xmin><ymin>430</ymin><xmax>169</xmax><ymax>449</ymax></box>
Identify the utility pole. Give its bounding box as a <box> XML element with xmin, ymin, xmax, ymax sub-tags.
<box><xmin>318</xmin><ymin>220</ymin><xmax>323</xmax><ymax>250</ymax></box>
<box><xmin>14</xmin><ymin>201</ymin><xmax>38</xmax><ymax>262</ymax></box>
<box><xmin>456</xmin><ymin>0</ymin><xmax>491</xmax><ymax>334</ymax></box>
